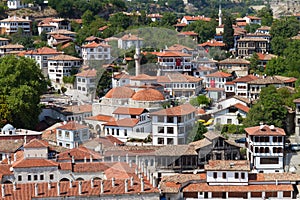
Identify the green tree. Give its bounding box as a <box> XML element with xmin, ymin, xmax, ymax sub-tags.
<box><xmin>96</xmin><ymin>70</ymin><xmax>112</xmax><ymax>97</ymax></box>
<box><xmin>189</xmin><ymin>95</ymin><xmax>210</xmax><ymax>106</ymax></box>
<box><xmin>183</xmin><ymin>20</ymin><xmax>217</xmax><ymax>43</ymax></box>
<box><xmin>257</xmin><ymin>6</ymin><xmax>273</xmax><ymax>26</ymax></box>
<box><xmin>82</xmin><ymin>10</ymin><xmax>95</xmax><ymax>26</ymax></box>
<box><xmin>270</xmin><ymin>17</ymin><xmax>300</xmax><ymax>39</ymax></box>
<box><xmin>160</xmin><ymin>12</ymin><xmax>177</xmax><ymax>27</ymax></box>
<box><xmin>188</xmin><ymin>122</ymin><xmax>208</xmax><ymax>142</ymax></box>
<box><xmin>223</xmin><ymin>13</ymin><xmax>234</xmax><ymax>50</ymax></box>
<box><xmin>270</xmin><ymin>36</ymin><xmax>288</xmax><ymax>56</ymax></box>
<box><xmin>0</xmin><ymin>56</ymin><xmax>47</xmax><ymax>129</ymax></box>
<box><xmin>244</xmin><ymin>85</ymin><xmax>287</xmax><ymax>128</ymax></box>
<box><xmin>245</xmin><ymin>24</ymin><xmax>261</xmax><ymax>33</ymax></box>
<box><xmin>249</xmin><ymin>52</ymin><xmax>259</xmax><ymax>73</ymax></box>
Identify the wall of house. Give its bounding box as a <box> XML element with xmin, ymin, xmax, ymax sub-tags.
<box><xmin>206</xmin><ymin>171</ymin><xmax>248</xmax><ymax>185</ymax></box>
<box><xmin>13</xmin><ymin>166</ymin><xmax>59</xmax><ymax>184</ymax></box>
<box><xmin>24</xmin><ymin>148</ymin><xmax>48</xmax><ymax>159</ymax></box>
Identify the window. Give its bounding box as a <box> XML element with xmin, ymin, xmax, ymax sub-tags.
<box><xmin>124</xmin><ymin>129</ymin><xmax>127</xmax><ymax>136</ymax></box>
<box><xmin>58</xmin><ymin>130</ymin><xmax>62</xmax><ymax>137</ymax></box>
<box><xmin>18</xmin><ymin>175</ymin><xmax>22</xmax><ymax>181</ymax></box>
<box><xmin>158</xmin><ymin>127</ymin><xmax>164</xmax><ymax>133</ymax></box>
<box><xmin>227</xmin><ymin>119</ymin><xmax>232</xmax><ymax>124</ymax></box>
<box><xmin>65</xmin><ymin>131</ymin><xmax>70</xmax><ymax>138</ymax></box>
<box><xmin>40</xmin><ymin>174</ymin><xmax>44</xmax><ymax>180</ymax></box>
<box><xmin>167</xmin><ymin>127</ymin><xmax>174</xmax><ymax>134</ymax></box>
<box><xmin>158</xmin><ymin>138</ymin><xmax>164</xmax><ymax>144</ymax></box>
<box><xmin>241</xmin><ymin>172</ymin><xmax>245</xmax><ymax>179</ymax></box>
<box><xmin>28</xmin><ymin>175</ymin><xmax>31</xmax><ymax>181</ymax></box>
<box><xmin>213</xmin><ymin>172</ymin><xmax>217</xmax><ymax>179</ymax></box>
<box><xmin>167</xmin><ymin>138</ymin><xmax>174</xmax><ymax>144</ymax></box>
<box><xmin>222</xmin><ymin>172</ymin><xmax>226</xmax><ymax>179</ymax></box>
<box><xmin>66</xmin><ymin>144</ymin><xmax>70</xmax><ymax>148</ymax></box>
<box><xmin>34</xmin><ymin>175</ymin><xmax>38</xmax><ymax>180</ymax></box>
<box><xmin>235</xmin><ymin>172</ymin><xmax>239</xmax><ymax>179</ymax></box>
<box><xmin>260</xmin><ymin>158</ymin><xmax>279</xmax><ymax>165</ymax></box>
<box><xmin>116</xmin><ymin>129</ymin><xmax>119</xmax><ymax>136</ymax></box>
<box><xmin>50</xmin><ymin>174</ymin><xmax>54</xmax><ymax>180</ymax></box>
<box><xmin>167</xmin><ymin>117</ymin><xmax>174</xmax><ymax>123</ymax></box>
<box><xmin>157</xmin><ymin>116</ymin><xmax>164</xmax><ymax>123</ymax></box>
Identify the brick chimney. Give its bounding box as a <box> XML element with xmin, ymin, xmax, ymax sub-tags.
<box><xmin>57</xmin><ymin>182</ymin><xmax>60</xmax><ymax>195</ymax></box>
<box><xmin>130</xmin><ymin>177</ymin><xmax>134</xmax><ymax>187</ymax></box>
<box><xmin>1</xmin><ymin>184</ymin><xmax>5</xmax><ymax>198</ymax></box>
<box><xmin>111</xmin><ymin>177</ymin><xmax>115</xmax><ymax>187</ymax></box>
<box><xmin>141</xmin><ymin>177</ymin><xmax>144</xmax><ymax>192</ymax></box>
<box><xmin>34</xmin><ymin>183</ymin><xmax>38</xmax><ymax>196</ymax></box>
<box><xmin>91</xmin><ymin>178</ymin><xmax>94</xmax><ymax>188</ymax></box>
<box><xmin>100</xmin><ymin>180</ymin><xmax>104</xmax><ymax>194</ymax></box>
<box><xmin>13</xmin><ymin>182</ymin><xmax>17</xmax><ymax>191</ymax></box>
<box><xmin>124</xmin><ymin>179</ymin><xmax>128</xmax><ymax>193</ymax></box>
<box><xmin>69</xmin><ymin>180</ymin><xmax>73</xmax><ymax>188</ymax></box>
<box><xmin>48</xmin><ymin>181</ymin><xmax>51</xmax><ymax>190</ymax></box>
<box><xmin>78</xmin><ymin>181</ymin><xmax>82</xmax><ymax>195</ymax></box>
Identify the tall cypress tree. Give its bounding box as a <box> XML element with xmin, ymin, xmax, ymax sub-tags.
<box><xmin>223</xmin><ymin>13</ymin><xmax>234</xmax><ymax>51</ymax></box>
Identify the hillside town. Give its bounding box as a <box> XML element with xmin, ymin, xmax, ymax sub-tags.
<box><xmin>0</xmin><ymin>0</ymin><xmax>300</xmax><ymax>199</ymax></box>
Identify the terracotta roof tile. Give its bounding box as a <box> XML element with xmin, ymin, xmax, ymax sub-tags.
<box><xmin>183</xmin><ymin>15</ymin><xmax>211</xmax><ymax>22</ymax></box>
<box><xmin>150</xmin><ymin>103</ymin><xmax>196</xmax><ymax>116</ymax></box>
<box><xmin>131</xmin><ymin>88</ymin><xmax>165</xmax><ymax>101</ymax></box>
<box><xmin>57</xmin><ymin>146</ymin><xmax>101</xmax><ymax>161</ymax></box>
<box><xmin>47</xmin><ymin>54</ymin><xmax>81</xmax><ymax>61</ymax></box>
<box><xmin>219</xmin><ymin>58</ymin><xmax>250</xmax><ymax>64</ymax></box>
<box><xmin>183</xmin><ymin>183</ymin><xmax>293</xmax><ymax>193</ymax></box>
<box><xmin>0</xmin><ymin>44</ymin><xmax>24</xmax><ymax>49</ymax></box>
<box><xmin>105</xmin><ymin>86</ymin><xmax>135</xmax><ymax>99</ymax></box>
<box><xmin>189</xmin><ymin>138</ymin><xmax>212</xmax><ymax>150</ymax></box>
<box><xmin>199</xmin><ymin>40</ymin><xmax>225</xmax><ymax>47</ymax></box>
<box><xmin>248</xmin><ymin>76</ymin><xmax>283</xmax><ymax>85</ymax></box>
<box><xmin>245</xmin><ymin>125</ymin><xmax>286</xmax><ymax>136</ymax></box>
<box><xmin>75</xmin><ymin>69</ymin><xmax>97</xmax><ymax>77</ymax></box>
<box><xmin>179</xmin><ymin>31</ymin><xmax>198</xmax><ymax>36</ymax></box>
<box><xmin>57</xmin><ymin>121</ymin><xmax>88</xmax><ymax>131</ymax></box>
<box><xmin>113</xmin><ymin>107</ymin><xmax>147</xmax><ymax>115</ymax></box>
<box><xmin>233</xmin><ymin>74</ymin><xmax>258</xmax><ymax>83</ymax></box>
<box><xmin>205</xmin><ymin>71</ymin><xmax>232</xmax><ymax>78</ymax></box>
<box><xmin>234</xmin><ymin>103</ymin><xmax>250</xmax><ymax>113</ymax></box>
<box><xmin>104</xmin><ymin>118</ymin><xmax>139</xmax><ymax>127</ymax></box>
<box><xmin>120</xmin><ymin>34</ymin><xmax>143</xmax><ymax>41</ymax></box>
<box><xmin>12</xmin><ymin>158</ymin><xmax>58</xmax><ymax>168</ymax></box>
<box><xmin>167</xmin><ymin>44</ymin><xmax>193</xmax><ymax>51</ymax></box>
<box><xmin>82</xmin><ymin>41</ymin><xmax>110</xmax><ymax>48</ymax></box>
<box><xmin>85</xmin><ymin>115</ymin><xmax>115</xmax><ymax>122</ymax></box>
<box><xmin>23</xmin><ymin>139</ymin><xmax>48</xmax><ymax>148</ymax></box>
<box><xmin>23</xmin><ymin>47</ymin><xmax>62</xmax><ymax>55</ymax></box>
<box><xmin>156</xmin><ymin>51</ymin><xmax>191</xmax><ymax>57</ymax></box>
<box><xmin>157</xmin><ymin>73</ymin><xmax>202</xmax><ymax>83</ymax></box>
<box><xmin>60</xmin><ymin>104</ymin><xmax>92</xmax><ymax>114</ymax></box>
<box><xmin>0</xmin><ymin>139</ymin><xmax>24</xmax><ymax>153</ymax></box>
<box><xmin>129</xmin><ymin>74</ymin><xmax>156</xmax><ymax>81</ymax></box>
<box><xmin>205</xmin><ymin>160</ymin><xmax>250</xmax><ymax>171</ymax></box>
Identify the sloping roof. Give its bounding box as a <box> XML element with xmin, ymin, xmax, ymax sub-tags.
<box><xmin>204</xmin><ymin>131</ymin><xmax>224</xmax><ymax>141</ymax></box>
<box><xmin>157</xmin><ymin>73</ymin><xmax>202</xmax><ymax>83</ymax></box>
<box><xmin>60</xmin><ymin>104</ymin><xmax>92</xmax><ymax>115</ymax></box>
<box><xmin>179</xmin><ymin>31</ymin><xmax>198</xmax><ymax>36</ymax></box>
<box><xmin>205</xmin><ymin>71</ymin><xmax>232</xmax><ymax>78</ymax></box>
<box><xmin>156</xmin><ymin>51</ymin><xmax>191</xmax><ymax>57</ymax></box>
<box><xmin>233</xmin><ymin>74</ymin><xmax>258</xmax><ymax>83</ymax></box>
<box><xmin>57</xmin><ymin>121</ymin><xmax>88</xmax><ymax>131</ymax></box>
<box><xmin>150</xmin><ymin>103</ymin><xmax>196</xmax><ymax>116</ymax></box>
<box><xmin>104</xmin><ymin>118</ymin><xmax>139</xmax><ymax>128</ymax></box>
<box><xmin>219</xmin><ymin>58</ymin><xmax>250</xmax><ymax>64</ymax></box>
<box><xmin>248</xmin><ymin>76</ymin><xmax>284</xmax><ymax>85</ymax></box>
<box><xmin>205</xmin><ymin>160</ymin><xmax>250</xmax><ymax>171</ymax></box>
<box><xmin>113</xmin><ymin>107</ymin><xmax>147</xmax><ymax>115</ymax></box>
<box><xmin>234</xmin><ymin>103</ymin><xmax>250</xmax><ymax>113</ymax></box>
<box><xmin>167</xmin><ymin>44</ymin><xmax>193</xmax><ymax>51</ymax></box>
<box><xmin>85</xmin><ymin>115</ymin><xmax>115</xmax><ymax>122</ymax></box>
<box><xmin>120</xmin><ymin>34</ymin><xmax>143</xmax><ymax>41</ymax></box>
<box><xmin>131</xmin><ymin>88</ymin><xmax>165</xmax><ymax>101</ymax></box>
<box><xmin>0</xmin><ymin>44</ymin><xmax>24</xmax><ymax>49</ymax></box>
<box><xmin>57</xmin><ymin>146</ymin><xmax>101</xmax><ymax>161</ymax></box>
<box><xmin>1</xmin><ymin>16</ymin><xmax>31</xmax><ymax>22</ymax></box>
<box><xmin>23</xmin><ymin>47</ymin><xmax>62</xmax><ymax>55</ymax></box>
<box><xmin>189</xmin><ymin>138</ymin><xmax>212</xmax><ymax>150</ymax></box>
<box><xmin>81</xmin><ymin>41</ymin><xmax>110</xmax><ymax>48</ymax></box>
<box><xmin>47</xmin><ymin>54</ymin><xmax>81</xmax><ymax>61</ymax></box>
<box><xmin>183</xmin><ymin>15</ymin><xmax>211</xmax><ymax>22</ymax></box>
<box><xmin>0</xmin><ymin>139</ymin><xmax>24</xmax><ymax>153</ymax></box>
<box><xmin>129</xmin><ymin>74</ymin><xmax>156</xmax><ymax>81</ymax></box>
<box><xmin>155</xmin><ymin>145</ymin><xmax>197</xmax><ymax>156</ymax></box>
<box><xmin>199</xmin><ymin>40</ymin><xmax>225</xmax><ymax>47</ymax></box>
<box><xmin>105</xmin><ymin>87</ymin><xmax>135</xmax><ymax>99</ymax></box>
<box><xmin>245</xmin><ymin>125</ymin><xmax>286</xmax><ymax>136</ymax></box>
<box><xmin>23</xmin><ymin>139</ymin><xmax>48</xmax><ymax>149</ymax></box>
<box><xmin>75</xmin><ymin>69</ymin><xmax>97</xmax><ymax>77</ymax></box>
<box><xmin>12</xmin><ymin>158</ymin><xmax>58</xmax><ymax>168</ymax></box>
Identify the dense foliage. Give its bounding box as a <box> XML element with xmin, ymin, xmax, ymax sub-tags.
<box><xmin>0</xmin><ymin>56</ymin><xmax>47</xmax><ymax>128</ymax></box>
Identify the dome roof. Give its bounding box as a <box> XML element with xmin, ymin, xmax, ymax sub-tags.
<box><xmin>105</xmin><ymin>86</ymin><xmax>135</xmax><ymax>99</ymax></box>
<box><xmin>132</xmin><ymin>88</ymin><xmax>165</xmax><ymax>101</ymax></box>
<box><xmin>2</xmin><ymin>124</ymin><xmax>14</xmax><ymax>131</ymax></box>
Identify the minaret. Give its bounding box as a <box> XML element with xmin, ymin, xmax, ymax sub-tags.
<box><xmin>218</xmin><ymin>3</ymin><xmax>222</xmax><ymax>26</ymax></box>
<box><xmin>134</xmin><ymin>39</ymin><xmax>141</xmax><ymax>76</ymax></box>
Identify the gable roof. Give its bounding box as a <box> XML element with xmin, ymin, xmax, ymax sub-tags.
<box><xmin>205</xmin><ymin>71</ymin><xmax>232</xmax><ymax>78</ymax></box>
<box><xmin>57</xmin><ymin>146</ymin><xmax>101</xmax><ymax>161</ymax></box>
<box><xmin>23</xmin><ymin>47</ymin><xmax>62</xmax><ymax>55</ymax></box>
<box><xmin>47</xmin><ymin>54</ymin><xmax>81</xmax><ymax>61</ymax></box>
<box><xmin>24</xmin><ymin>139</ymin><xmax>48</xmax><ymax>149</ymax></box>
<box><xmin>75</xmin><ymin>69</ymin><xmax>97</xmax><ymax>77</ymax></box>
<box><xmin>57</xmin><ymin>121</ymin><xmax>88</xmax><ymax>131</ymax></box>
<box><xmin>199</xmin><ymin>40</ymin><xmax>225</xmax><ymax>47</ymax></box>
<box><xmin>150</xmin><ymin>103</ymin><xmax>196</xmax><ymax>116</ymax></box>
<box><xmin>157</xmin><ymin>73</ymin><xmax>202</xmax><ymax>83</ymax></box>
<box><xmin>113</xmin><ymin>107</ymin><xmax>147</xmax><ymax>116</ymax></box>
<box><xmin>233</xmin><ymin>75</ymin><xmax>258</xmax><ymax>83</ymax></box>
<box><xmin>12</xmin><ymin>158</ymin><xmax>58</xmax><ymax>168</ymax></box>
<box><xmin>234</xmin><ymin>103</ymin><xmax>250</xmax><ymax>113</ymax></box>
<box><xmin>85</xmin><ymin>115</ymin><xmax>115</xmax><ymax>122</ymax></box>
<box><xmin>205</xmin><ymin>160</ymin><xmax>250</xmax><ymax>171</ymax></box>
<box><xmin>245</xmin><ymin>125</ymin><xmax>286</xmax><ymax>136</ymax></box>
<box><xmin>104</xmin><ymin>118</ymin><xmax>139</xmax><ymax>128</ymax></box>
<box><xmin>156</xmin><ymin>51</ymin><xmax>191</xmax><ymax>57</ymax></box>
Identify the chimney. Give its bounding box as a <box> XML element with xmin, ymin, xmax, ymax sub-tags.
<box><xmin>69</xmin><ymin>180</ymin><xmax>73</xmax><ymax>188</ymax></box>
<box><xmin>7</xmin><ymin>156</ymin><xmax>11</xmax><ymax>165</ymax></box>
<box><xmin>13</xmin><ymin>182</ymin><xmax>17</xmax><ymax>191</ymax></box>
<box><xmin>111</xmin><ymin>177</ymin><xmax>115</xmax><ymax>187</ymax></box>
<box><xmin>129</xmin><ymin>160</ymin><xmax>132</xmax><ymax>168</ymax></box>
<box><xmin>135</xmin><ymin>168</ymin><xmax>138</xmax><ymax>175</ymax></box>
<box><xmin>100</xmin><ymin>180</ymin><xmax>104</xmax><ymax>194</ymax></box>
<box><xmin>48</xmin><ymin>181</ymin><xmax>51</xmax><ymax>190</ymax></box>
<box><xmin>126</xmin><ymin>153</ymin><xmax>129</xmax><ymax>163</ymax></box>
<box><xmin>91</xmin><ymin>178</ymin><xmax>94</xmax><ymax>188</ymax></box>
<box><xmin>72</xmin><ymin>156</ymin><xmax>75</xmax><ymax>163</ymax></box>
<box><xmin>84</xmin><ymin>157</ymin><xmax>87</xmax><ymax>163</ymax></box>
<box><xmin>35</xmin><ymin>183</ymin><xmax>38</xmax><ymax>196</ymax></box>
<box><xmin>78</xmin><ymin>181</ymin><xmax>82</xmax><ymax>195</ymax></box>
<box><xmin>111</xmin><ymin>154</ymin><xmax>114</xmax><ymax>162</ymax></box>
<box><xmin>1</xmin><ymin>184</ymin><xmax>5</xmax><ymax>198</ymax></box>
<box><xmin>118</xmin><ymin>156</ymin><xmax>121</xmax><ymax>162</ymax></box>
<box><xmin>90</xmin><ymin>155</ymin><xmax>93</xmax><ymax>163</ymax></box>
<box><xmin>14</xmin><ymin>153</ymin><xmax>17</xmax><ymax>162</ymax></box>
<box><xmin>57</xmin><ymin>182</ymin><xmax>60</xmax><ymax>196</ymax></box>
<box><xmin>130</xmin><ymin>177</ymin><xmax>134</xmax><ymax>187</ymax></box>
<box><xmin>124</xmin><ymin>179</ymin><xmax>128</xmax><ymax>193</ymax></box>
<box><xmin>141</xmin><ymin>177</ymin><xmax>144</xmax><ymax>192</ymax></box>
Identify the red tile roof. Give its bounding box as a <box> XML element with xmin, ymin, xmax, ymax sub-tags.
<box><xmin>113</xmin><ymin>107</ymin><xmax>147</xmax><ymax>115</ymax></box>
<box><xmin>85</xmin><ymin>115</ymin><xmax>115</xmax><ymax>122</ymax></box>
<box><xmin>23</xmin><ymin>47</ymin><xmax>62</xmax><ymax>55</ymax></box>
<box><xmin>81</xmin><ymin>41</ymin><xmax>110</xmax><ymax>48</ymax></box>
<box><xmin>120</xmin><ymin>34</ymin><xmax>143</xmax><ymax>41</ymax></box>
<box><xmin>131</xmin><ymin>88</ymin><xmax>165</xmax><ymax>101</ymax></box>
<box><xmin>205</xmin><ymin>71</ymin><xmax>232</xmax><ymax>78</ymax></box>
<box><xmin>12</xmin><ymin>158</ymin><xmax>58</xmax><ymax>168</ymax></box>
<box><xmin>183</xmin><ymin>183</ymin><xmax>293</xmax><ymax>193</ymax></box>
<box><xmin>225</xmin><ymin>81</ymin><xmax>234</xmax><ymax>85</ymax></box>
<box><xmin>179</xmin><ymin>31</ymin><xmax>198</xmax><ymax>36</ymax></box>
<box><xmin>174</xmin><ymin>23</ymin><xmax>187</xmax><ymax>27</ymax></box>
<box><xmin>23</xmin><ymin>139</ymin><xmax>48</xmax><ymax>148</ymax></box>
<box><xmin>57</xmin><ymin>146</ymin><xmax>101</xmax><ymax>161</ymax></box>
<box><xmin>245</xmin><ymin>125</ymin><xmax>286</xmax><ymax>136</ymax></box>
<box><xmin>233</xmin><ymin>75</ymin><xmax>258</xmax><ymax>83</ymax></box>
<box><xmin>199</xmin><ymin>40</ymin><xmax>225</xmax><ymax>47</ymax></box>
<box><xmin>205</xmin><ymin>160</ymin><xmax>250</xmax><ymax>171</ymax></box>
<box><xmin>183</xmin><ymin>15</ymin><xmax>211</xmax><ymax>22</ymax></box>
<box><xmin>48</xmin><ymin>54</ymin><xmax>81</xmax><ymax>61</ymax></box>
<box><xmin>156</xmin><ymin>51</ymin><xmax>191</xmax><ymax>57</ymax></box>
<box><xmin>234</xmin><ymin>103</ymin><xmax>250</xmax><ymax>113</ymax></box>
<box><xmin>206</xmin><ymin>87</ymin><xmax>225</xmax><ymax>91</ymax></box>
<box><xmin>57</xmin><ymin>121</ymin><xmax>88</xmax><ymax>131</ymax></box>
<box><xmin>0</xmin><ymin>164</ymin><xmax>13</xmax><ymax>180</ymax></box>
<box><xmin>0</xmin><ymin>179</ymin><xmax>158</xmax><ymax>199</ymax></box>
<box><xmin>167</xmin><ymin>44</ymin><xmax>193</xmax><ymax>51</ymax></box>
<box><xmin>129</xmin><ymin>74</ymin><xmax>156</xmax><ymax>81</ymax></box>
<box><xmin>157</xmin><ymin>73</ymin><xmax>202</xmax><ymax>83</ymax></box>
<box><xmin>75</xmin><ymin>69</ymin><xmax>97</xmax><ymax>77</ymax></box>
<box><xmin>104</xmin><ymin>118</ymin><xmax>139</xmax><ymax>127</ymax></box>
<box><xmin>98</xmin><ymin>25</ymin><xmax>109</xmax><ymax>31</ymax></box>
<box><xmin>150</xmin><ymin>103</ymin><xmax>196</xmax><ymax>116</ymax></box>
<box><xmin>105</xmin><ymin>87</ymin><xmax>135</xmax><ymax>99</ymax></box>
